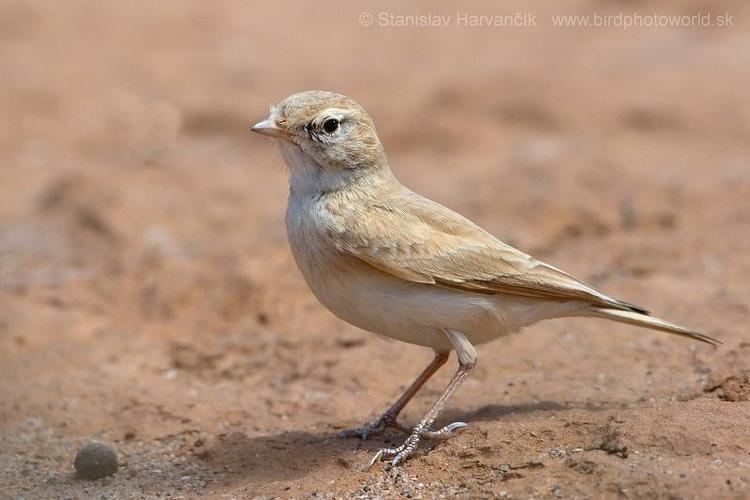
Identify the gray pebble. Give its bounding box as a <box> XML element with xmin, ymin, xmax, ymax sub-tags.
<box><xmin>74</xmin><ymin>442</ymin><xmax>118</xmax><ymax>479</ymax></box>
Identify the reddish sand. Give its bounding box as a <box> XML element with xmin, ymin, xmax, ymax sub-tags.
<box><xmin>1</xmin><ymin>1</ymin><xmax>749</xmax><ymax>498</ymax></box>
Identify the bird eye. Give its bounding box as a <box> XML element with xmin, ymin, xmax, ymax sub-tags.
<box><xmin>322</xmin><ymin>118</ymin><xmax>340</xmax><ymax>134</ymax></box>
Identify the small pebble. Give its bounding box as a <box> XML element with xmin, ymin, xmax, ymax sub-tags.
<box><xmin>74</xmin><ymin>442</ymin><xmax>118</xmax><ymax>479</ymax></box>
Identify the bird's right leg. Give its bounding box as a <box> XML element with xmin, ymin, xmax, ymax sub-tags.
<box><xmin>339</xmin><ymin>350</ymin><xmax>449</xmax><ymax>440</ymax></box>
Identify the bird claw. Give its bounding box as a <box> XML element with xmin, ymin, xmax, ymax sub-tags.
<box><xmin>367</xmin><ymin>421</ymin><xmax>468</xmax><ymax>467</ymax></box>
<box><xmin>377</xmin><ymin>433</ymin><xmax>420</xmax><ymax>467</ymax></box>
<box><xmin>339</xmin><ymin>424</ymin><xmax>380</xmax><ymax>441</ymax></box>
<box><xmin>365</xmin><ymin>449</ymin><xmax>384</xmax><ymax>470</ymax></box>
<box><xmin>420</xmin><ymin>421</ymin><xmax>468</xmax><ymax>440</ymax></box>
<box><xmin>338</xmin><ymin>412</ymin><xmax>408</xmax><ymax>440</ymax></box>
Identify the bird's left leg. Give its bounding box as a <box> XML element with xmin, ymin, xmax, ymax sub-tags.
<box><xmin>339</xmin><ymin>350</ymin><xmax>449</xmax><ymax>440</ymax></box>
<box><xmin>371</xmin><ymin>329</ymin><xmax>476</xmax><ymax>466</ymax></box>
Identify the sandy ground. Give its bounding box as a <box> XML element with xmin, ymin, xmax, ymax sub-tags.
<box><xmin>1</xmin><ymin>1</ymin><xmax>750</xmax><ymax>498</ymax></box>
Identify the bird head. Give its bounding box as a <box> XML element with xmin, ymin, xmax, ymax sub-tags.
<box><xmin>251</xmin><ymin>91</ymin><xmax>388</xmax><ymax>177</ymax></box>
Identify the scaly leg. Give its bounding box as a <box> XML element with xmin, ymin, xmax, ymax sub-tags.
<box><xmin>339</xmin><ymin>351</ymin><xmax>449</xmax><ymax>439</ymax></box>
<box><xmin>371</xmin><ymin>330</ymin><xmax>477</xmax><ymax>466</ymax></box>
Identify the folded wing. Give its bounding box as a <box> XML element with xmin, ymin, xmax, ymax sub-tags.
<box><xmin>328</xmin><ymin>190</ymin><xmax>646</xmax><ymax>313</ymax></box>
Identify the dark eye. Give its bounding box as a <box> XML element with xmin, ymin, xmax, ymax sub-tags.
<box><xmin>322</xmin><ymin>118</ymin><xmax>340</xmax><ymax>134</ymax></box>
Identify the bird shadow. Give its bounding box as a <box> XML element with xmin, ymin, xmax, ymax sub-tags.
<box><xmin>194</xmin><ymin>428</ymin><xmax>411</xmax><ymax>491</ymax></box>
<box><xmin>440</xmin><ymin>399</ymin><xmax>622</xmax><ymax>424</ymax></box>
<box><xmin>440</xmin><ymin>400</ymin><xmax>569</xmax><ymax>424</ymax></box>
<box><xmin>195</xmin><ymin>399</ymin><xmax>615</xmax><ymax>490</ymax></box>
<box><xmin>196</xmin><ymin>430</ymin><xmax>352</xmax><ymax>486</ymax></box>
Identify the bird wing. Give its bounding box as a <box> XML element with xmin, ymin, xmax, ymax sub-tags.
<box><xmin>327</xmin><ymin>190</ymin><xmax>645</xmax><ymax>313</ymax></box>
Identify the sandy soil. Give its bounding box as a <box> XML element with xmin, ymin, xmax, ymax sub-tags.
<box><xmin>1</xmin><ymin>1</ymin><xmax>750</xmax><ymax>498</ymax></box>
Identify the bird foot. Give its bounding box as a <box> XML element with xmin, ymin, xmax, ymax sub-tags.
<box><xmin>338</xmin><ymin>412</ymin><xmax>409</xmax><ymax>440</ymax></box>
<box><xmin>368</xmin><ymin>421</ymin><xmax>468</xmax><ymax>468</ymax></box>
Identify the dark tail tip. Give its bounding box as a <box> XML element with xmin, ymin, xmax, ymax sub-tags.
<box><xmin>619</xmin><ymin>300</ymin><xmax>650</xmax><ymax>315</ymax></box>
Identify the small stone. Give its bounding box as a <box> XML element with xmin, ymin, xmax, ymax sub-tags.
<box><xmin>74</xmin><ymin>442</ymin><xmax>118</xmax><ymax>479</ymax></box>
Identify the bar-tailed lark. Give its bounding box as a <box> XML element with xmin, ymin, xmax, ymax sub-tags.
<box><xmin>251</xmin><ymin>90</ymin><xmax>718</xmax><ymax>466</ymax></box>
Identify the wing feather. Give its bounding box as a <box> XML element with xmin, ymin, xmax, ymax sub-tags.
<box><xmin>327</xmin><ymin>190</ymin><xmax>645</xmax><ymax>313</ymax></box>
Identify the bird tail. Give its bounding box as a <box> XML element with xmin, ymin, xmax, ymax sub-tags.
<box><xmin>589</xmin><ymin>307</ymin><xmax>720</xmax><ymax>346</ymax></box>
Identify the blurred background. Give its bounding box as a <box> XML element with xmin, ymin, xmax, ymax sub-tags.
<box><xmin>1</xmin><ymin>1</ymin><xmax>749</xmax><ymax>498</ymax></box>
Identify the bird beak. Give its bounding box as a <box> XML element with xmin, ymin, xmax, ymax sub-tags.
<box><xmin>250</xmin><ymin>118</ymin><xmax>291</xmax><ymax>141</ymax></box>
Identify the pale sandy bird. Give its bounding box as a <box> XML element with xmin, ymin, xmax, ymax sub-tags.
<box><xmin>250</xmin><ymin>90</ymin><xmax>719</xmax><ymax>465</ymax></box>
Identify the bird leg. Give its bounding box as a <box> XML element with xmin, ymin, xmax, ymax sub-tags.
<box><xmin>370</xmin><ymin>361</ymin><xmax>474</xmax><ymax>466</ymax></box>
<box><xmin>339</xmin><ymin>351</ymin><xmax>449</xmax><ymax>440</ymax></box>
<box><xmin>371</xmin><ymin>329</ymin><xmax>477</xmax><ymax>466</ymax></box>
